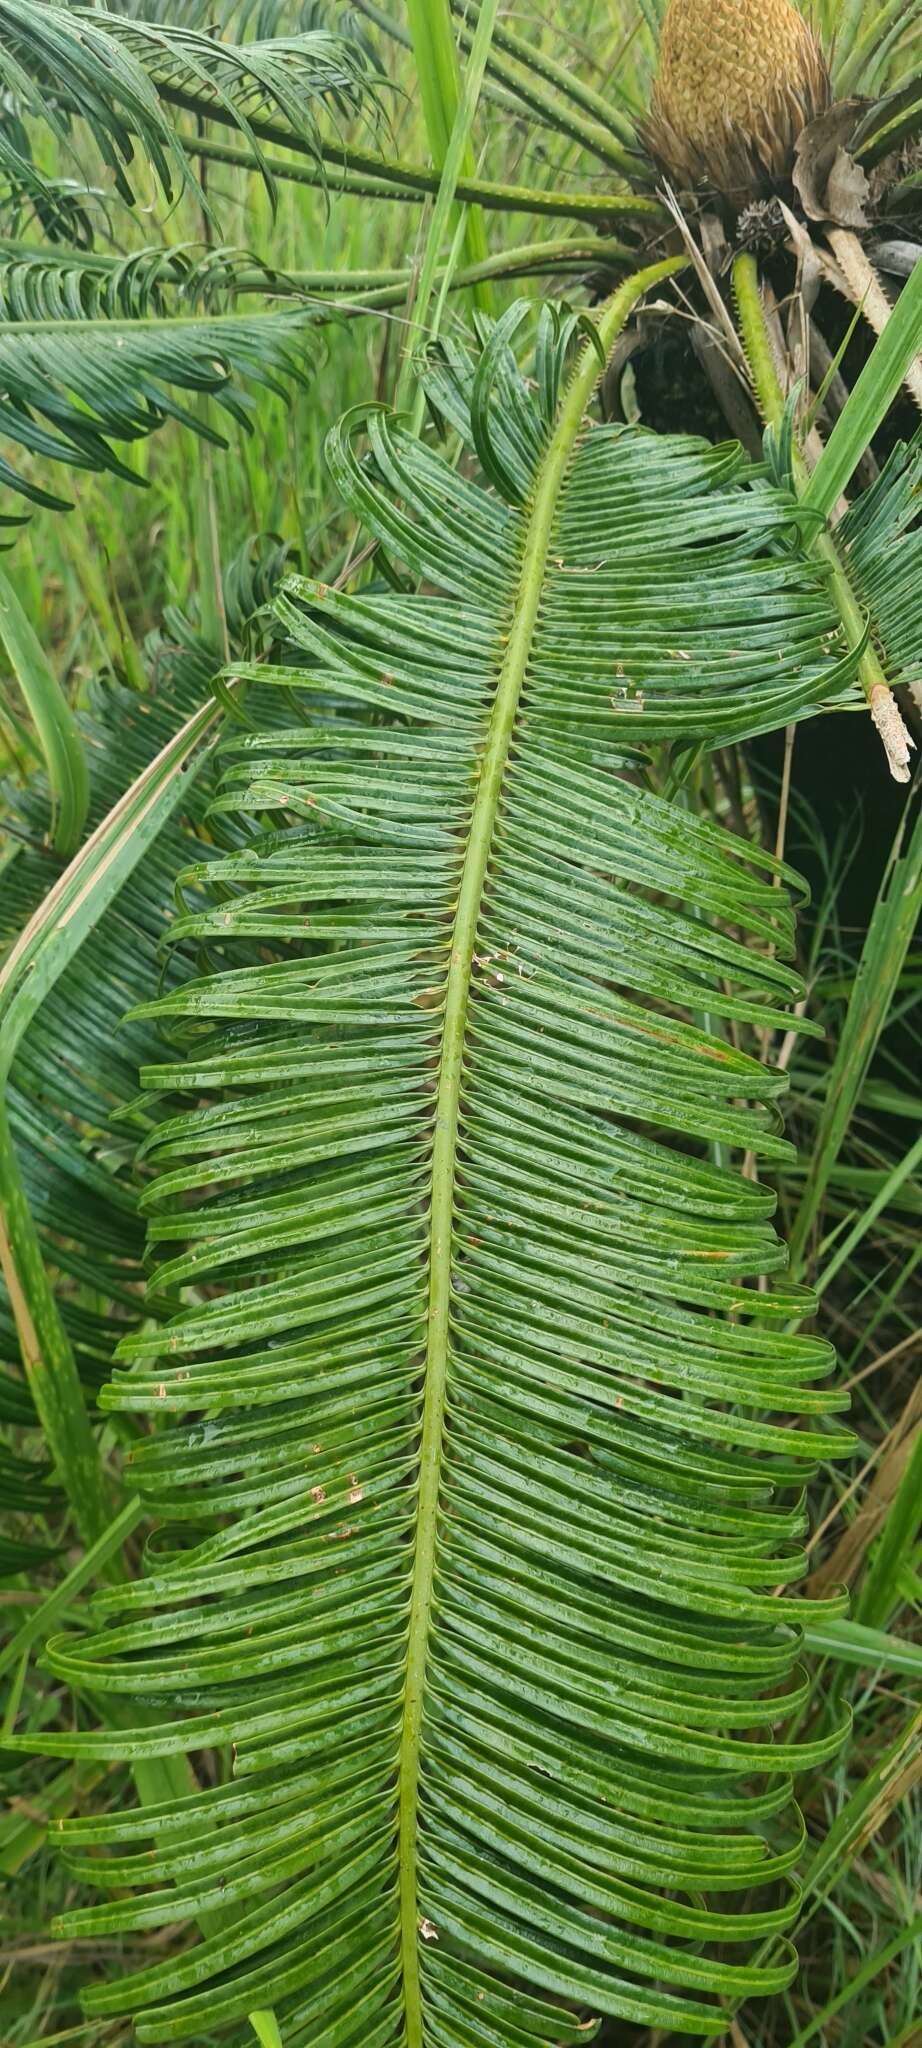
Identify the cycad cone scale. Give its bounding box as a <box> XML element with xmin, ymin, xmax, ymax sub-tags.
<box><xmin>649</xmin><ymin>0</ymin><xmax>830</xmax><ymax>199</ymax></box>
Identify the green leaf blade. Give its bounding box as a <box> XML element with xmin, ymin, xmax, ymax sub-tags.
<box><xmin>22</xmin><ymin>296</ymin><xmax>860</xmax><ymax>2044</ymax></box>
<box><xmin>0</xmin><ymin>565</ymin><xmax>88</xmax><ymax>853</ymax></box>
<box><xmin>802</xmin><ymin>257</ymin><xmax>922</xmax><ymax>519</ymax></box>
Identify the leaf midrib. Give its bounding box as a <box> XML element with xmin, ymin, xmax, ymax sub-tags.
<box><xmin>395</xmin><ymin>257</ymin><xmax>683</xmax><ymax>2046</ymax></box>
<box><xmin>1</xmin><ymin>311</ymin><xmax>307</xmax><ymax>335</ymax></box>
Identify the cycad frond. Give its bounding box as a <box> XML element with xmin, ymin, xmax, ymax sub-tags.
<box><xmin>0</xmin><ymin>0</ymin><xmax>377</xmax><ymax>212</ymax></box>
<box><xmin>0</xmin><ymin>639</ymin><xmax>210</xmax><ymax>1571</ymax></box>
<box><xmin>0</xmin><ymin>240</ymin><xmax>279</xmax><ymax>319</ymax></box>
<box><xmin>22</xmin><ymin>294</ymin><xmax>857</xmax><ymax>2044</ymax></box>
<box><xmin>107</xmin><ymin>12</ymin><xmax>377</xmax><ymax>150</ymax></box>
<box><xmin>0</xmin><ymin>531</ymin><xmax>292</xmax><ymax>1420</ymax></box>
<box><xmin>0</xmin><ymin>74</ymin><xmax>101</xmax><ymax>244</ymax></box>
<box><xmin>123</xmin><ymin>0</ymin><xmax>382</xmax><ymax>65</ymax></box>
<box><xmin>0</xmin><ymin>667</ymin><xmax>208</xmax><ymax>1393</ymax></box>
<box><xmin>840</xmin><ymin>426</ymin><xmax>922</xmax><ymax>697</ymax></box>
<box><xmin>0</xmin><ymin>172</ymin><xmax>105</xmax><ymax>248</ymax></box>
<box><xmin>0</xmin><ymin>294</ymin><xmax>317</xmax><ymax>505</ymax></box>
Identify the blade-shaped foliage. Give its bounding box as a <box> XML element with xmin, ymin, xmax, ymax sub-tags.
<box><xmin>0</xmin><ymin>295</ymin><xmax>317</xmax><ymax>506</ymax></box>
<box><xmin>0</xmin><ymin>663</ymin><xmax>210</xmax><ymax>1402</ymax></box>
<box><xmin>121</xmin><ymin>0</ymin><xmax>381</xmax><ymax>60</ymax></box>
<box><xmin>0</xmin><ymin>535</ymin><xmax>294</xmax><ymax>1440</ymax></box>
<box><xmin>17</xmin><ymin>291</ymin><xmax>860</xmax><ymax>2044</ymax></box>
<box><xmin>0</xmin><ymin>241</ymin><xmax>274</xmax><ymax>320</ymax></box>
<box><xmin>839</xmin><ymin>425</ymin><xmax>922</xmax><ymax>696</ymax></box>
<box><xmin>0</xmin><ymin>1</ymin><xmax>376</xmax><ymax>212</ymax></box>
<box><xmin>0</xmin><ymin>643</ymin><xmax>228</xmax><ymax>1552</ymax></box>
<box><xmin>0</xmin><ymin>0</ymin><xmax>651</xmax><ymax>236</ymax></box>
<box><xmin>0</xmin><ymin>560</ymin><xmax>87</xmax><ymax>850</ymax></box>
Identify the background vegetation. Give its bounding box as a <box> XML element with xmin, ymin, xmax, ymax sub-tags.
<box><xmin>0</xmin><ymin>4</ymin><xmax>919</xmax><ymax>2046</ymax></box>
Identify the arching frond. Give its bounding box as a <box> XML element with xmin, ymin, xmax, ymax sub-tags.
<box><xmin>840</xmin><ymin>426</ymin><xmax>922</xmax><ymax>697</ymax></box>
<box><xmin>0</xmin><ymin>533</ymin><xmax>292</xmax><ymax>1441</ymax></box>
<box><xmin>0</xmin><ymin>663</ymin><xmax>210</xmax><ymax>1394</ymax></box>
<box><xmin>0</xmin><ymin>0</ymin><xmax>379</xmax><ymax>213</ymax></box>
<box><xmin>0</xmin><ymin>295</ymin><xmax>318</xmax><ymax>506</ymax></box>
<box><xmin>123</xmin><ymin>0</ymin><xmax>382</xmax><ymax>66</ymax></box>
<box><xmin>0</xmin><ymin>74</ymin><xmax>104</xmax><ymax>244</ymax></box>
<box><xmin>16</xmin><ymin>293</ymin><xmax>856</xmax><ymax>2044</ymax></box>
<box><xmin>0</xmin><ymin>240</ymin><xmax>283</xmax><ymax>319</ymax></box>
<box><xmin>0</xmin><ymin>171</ymin><xmax>106</xmax><ymax>248</ymax></box>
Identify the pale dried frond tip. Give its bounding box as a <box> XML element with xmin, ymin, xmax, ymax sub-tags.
<box><xmin>870</xmin><ymin>683</ymin><xmax>916</xmax><ymax>783</ymax></box>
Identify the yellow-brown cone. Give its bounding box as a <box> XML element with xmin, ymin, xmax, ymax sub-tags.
<box><xmin>645</xmin><ymin>0</ymin><xmax>830</xmax><ymax>203</ymax></box>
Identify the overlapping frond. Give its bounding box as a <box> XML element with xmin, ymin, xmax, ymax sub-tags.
<box><xmin>0</xmin><ymin>294</ymin><xmax>317</xmax><ymax>506</ymax></box>
<box><xmin>0</xmin><ymin>170</ymin><xmax>104</xmax><ymax>249</ymax></box>
<box><xmin>123</xmin><ymin>0</ymin><xmax>382</xmax><ymax>66</ymax></box>
<box><xmin>18</xmin><ymin>306</ymin><xmax>858</xmax><ymax>2044</ymax></box>
<box><xmin>105</xmin><ymin>11</ymin><xmax>378</xmax><ymax>160</ymax></box>
<box><xmin>0</xmin><ymin>646</ymin><xmax>206</xmax><ymax>1585</ymax></box>
<box><xmin>0</xmin><ymin>532</ymin><xmax>291</xmax><ymax>1423</ymax></box>
<box><xmin>840</xmin><ymin>425</ymin><xmax>922</xmax><ymax>696</ymax></box>
<box><xmin>0</xmin><ymin>1</ymin><xmax>377</xmax><ymax>212</ymax></box>
<box><xmin>0</xmin><ymin>76</ymin><xmax>103</xmax><ymax>246</ymax></box>
<box><xmin>0</xmin><ymin>669</ymin><xmax>207</xmax><ymax>1392</ymax></box>
<box><xmin>0</xmin><ymin>241</ymin><xmax>276</xmax><ymax>321</ymax></box>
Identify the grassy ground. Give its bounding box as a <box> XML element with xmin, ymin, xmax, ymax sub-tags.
<box><xmin>0</xmin><ymin>3</ymin><xmax>919</xmax><ymax>2045</ymax></box>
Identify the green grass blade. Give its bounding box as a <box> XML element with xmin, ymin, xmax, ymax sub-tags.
<box><xmin>397</xmin><ymin>0</ymin><xmax>500</xmax><ymax>416</ymax></box>
<box><xmin>0</xmin><ymin>694</ymin><xmax>222</xmax><ymax>1542</ymax></box>
<box><xmin>448</xmin><ymin>0</ymin><xmax>640</xmax><ymax>145</ymax></box>
<box><xmin>0</xmin><ymin>1100</ymin><xmax>113</xmax><ymax>1548</ymax></box>
<box><xmin>802</xmin><ymin>257</ymin><xmax>922</xmax><ymax>518</ymax></box>
<box><xmin>405</xmin><ymin>0</ymin><xmax>493</xmax><ymax>310</ymax></box>
<box><xmin>0</xmin><ymin>564</ymin><xmax>88</xmax><ymax>854</ymax></box>
<box><xmin>447</xmin><ymin>0</ymin><xmax>640</xmax><ymax>171</ymax></box>
<box><xmin>785</xmin><ymin>1911</ymin><xmax>922</xmax><ymax>2048</ymax></box>
<box><xmin>803</xmin><ymin>1616</ymin><xmax>922</xmax><ymax>1677</ymax></box>
<box><xmin>797</xmin><ymin>1708</ymin><xmax>921</xmax><ymax>1929</ymax></box>
<box><xmin>0</xmin><ymin>1497</ymin><xmax>142</xmax><ymax>1689</ymax></box>
<box><xmin>790</xmin><ymin>802</ymin><xmax>922</xmax><ymax>1273</ymax></box>
<box><xmin>855</xmin><ymin>1428</ymin><xmax>922</xmax><ymax>1628</ymax></box>
<box><xmin>812</xmin><ymin>1128</ymin><xmax>922</xmax><ymax>1305</ymax></box>
<box><xmin>0</xmin><ymin>693</ymin><xmax>221</xmax><ymax>1078</ymax></box>
<box><xmin>0</xmin><ymin>1762</ymin><xmax>107</xmax><ymax>1877</ymax></box>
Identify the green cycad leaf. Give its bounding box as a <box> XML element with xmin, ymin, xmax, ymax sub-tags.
<box><xmin>0</xmin><ymin>0</ymin><xmax>376</xmax><ymax>210</ymax></box>
<box><xmin>0</xmin><ymin>562</ymin><xmax>87</xmax><ymax>850</ymax></box>
<box><xmin>0</xmin><ymin>533</ymin><xmax>294</xmax><ymax>1440</ymax></box>
<box><xmin>0</xmin><ymin>240</ymin><xmax>263</xmax><ymax>319</ymax></box>
<box><xmin>122</xmin><ymin>0</ymin><xmax>380</xmax><ymax>58</ymax></box>
<box><xmin>0</xmin><ymin>286</ymin><xmax>317</xmax><ymax>505</ymax></box>
<box><xmin>839</xmin><ymin>425</ymin><xmax>922</xmax><ymax>696</ymax></box>
<box><xmin>0</xmin><ymin>658</ymin><xmax>210</xmax><ymax>1404</ymax></box>
<box><xmin>19</xmin><ymin>288</ymin><xmax>859</xmax><ymax>2043</ymax></box>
